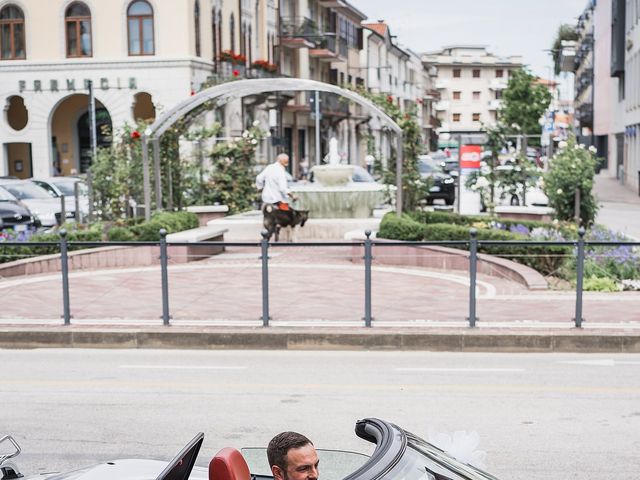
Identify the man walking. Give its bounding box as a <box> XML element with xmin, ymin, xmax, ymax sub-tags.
<box><xmin>256</xmin><ymin>153</ymin><xmax>295</xmax><ymax>210</ymax></box>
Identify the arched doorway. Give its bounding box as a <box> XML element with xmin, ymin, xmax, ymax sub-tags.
<box><xmin>50</xmin><ymin>94</ymin><xmax>112</xmax><ymax>175</ymax></box>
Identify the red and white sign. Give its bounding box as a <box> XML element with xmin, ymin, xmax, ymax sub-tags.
<box><xmin>460</xmin><ymin>145</ymin><xmax>482</xmax><ymax>169</ymax></box>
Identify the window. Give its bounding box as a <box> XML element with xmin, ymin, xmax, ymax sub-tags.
<box><xmin>194</xmin><ymin>0</ymin><xmax>201</xmax><ymax>57</ymax></box>
<box><xmin>472</xmin><ymin>91</ymin><xmax>480</xmax><ymax>100</ymax></box>
<box><xmin>495</xmin><ymin>90</ymin><xmax>503</xmax><ymax>100</ymax></box>
<box><xmin>0</xmin><ymin>4</ymin><xmax>26</xmax><ymax>60</ymax></box>
<box><xmin>472</xmin><ymin>113</ymin><xmax>481</xmax><ymax>122</ymax></box>
<box><xmin>472</xmin><ymin>69</ymin><xmax>480</xmax><ymax>78</ymax></box>
<box><xmin>453</xmin><ymin>113</ymin><xmax>461</xmax><ymax>122</ymax></box>
<box><xmin>65</xmin><ymin>2</ymin><xmax>92</xmax><ymax>57</ymax></box>
<box><xmin>212</xmin><ymin>9</ymin><xmax>221</xmax><ymax>70</ymax></box>
<box><xmin>496</xmin><ymin>69</ymin><xmax>504</xmax><ymax>78</ymax></box>
<box><xmin>127</xmin><ymin>1</ymin><xmax>154</xmax><ymax>55</ymax></box>
<box><xmin>452</xmin><ymin>91</ymin><xmax>461</xmax><ymax>100</ymax></box>
<box><xmin>230</xmin><ymin>13</ymin><xmax>235</xmax><ymax>52</ymax></box>
<box><xmin>452</xmin><ymin>68</ymin><xmax>461</xmax><ymax>78</ymax></box>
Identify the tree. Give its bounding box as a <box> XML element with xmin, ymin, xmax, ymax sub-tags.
<box><xmin>499</xmin><ymin>68</ymin><xmax>552</xmax><ymax>144</ymax></box>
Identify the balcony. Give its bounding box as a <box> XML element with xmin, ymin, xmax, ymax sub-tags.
<box><xmin>279</xmin><ymin>16</ymin><xmax>319</xmax><ymax>49</ymax></box>
<box><xmin>435</xmin><ymin>80</ymin><xmax>449</xmax><ymax>89</ymax></box>
<box><xmin>488</xmin><ymin>99</ymin><xmax>503</xmax><ymax>111</ymax></box>
<box><xmin>434</xmin><ymin>101</ymin><xmax>450</xmax><ymax>111</ymax></box>
<box><xmin>309</xmin><ymin>36</ymin><xmax>345</xmax><ymax>62</ymax></box>
<box><xmin>489</xmin><ymin>79</ymin><xmax>508</xmax><ymax>90</ymax></box>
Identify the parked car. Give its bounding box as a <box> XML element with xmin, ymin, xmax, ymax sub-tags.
<box><xmin>0</xmin><ymin>179</ymin><xmax>75</xmax><ymax>227</ymax></box>
<box><xmin>0</xmin><ymin>418</ymin><xmax>503</xmax><ymax>480</ymax></box>
<box><xmin>0</xmin><ymin>187</ymin><xmax>39</xmax><ymax>231</ymax></box>
<box><xmin>418</xmin><ymin>156</ymin><xmax>456</xmax><ymax>205</ymax></box>
<box><xmin>30</xmin><ymin>176</ymin><xmax>89</xmax><ymax>216</ymax></box>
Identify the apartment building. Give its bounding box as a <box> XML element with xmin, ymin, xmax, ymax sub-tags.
<box><xmin>568</xmin><ymin>0</ymin><xmax>640</xmax><ymax>192</ymax></box>
<box><xmin>422</xmin><ymin>46</ymin><xmax>522</xmax><ymax>147</ymax></box>
<box><xmin>0</xmin><ymin>0</ymin><xmax>270</xmax><ymax>178</ymax></box>
<box><xmin>573</xmin><ymin>3</ymin><xmax>595</xmax><ymax>143</ymax></box>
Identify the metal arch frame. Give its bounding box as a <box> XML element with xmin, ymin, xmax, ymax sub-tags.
<box><xmin>140</xmin><ymin>78</ymin><xmax>404</xmax><ymax>219</ymax></box>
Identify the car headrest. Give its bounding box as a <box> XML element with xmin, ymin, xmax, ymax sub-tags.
<box><xmin>209</xmin><ymin>447</ymin><xmax>251</xmax><ymax>480</ymax></box>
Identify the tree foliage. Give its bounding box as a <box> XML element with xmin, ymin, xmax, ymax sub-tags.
<box><xmin>551</xmin><ymin>24</ymin><xmax>579</xmax><ymax>75</ymax></box>
<box><xmin>499</xmin><ymin>68</ymin><xmax>552</xmax><ymax>141</ymax></box>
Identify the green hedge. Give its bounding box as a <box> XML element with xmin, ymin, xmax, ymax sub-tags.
<box><xmin>378</xmin><ymin>213</ymin><xmax>571</xmax><ymax>277</ymax></box>
<box><xmin>0</xmin><ymin>211</ymin><xmax>199</xmax><ymax>264</ymax></box>
<box><xmin>378</xmin><ymin>214</ymin><xmax>425</xmax><ymax>240</ymax></box>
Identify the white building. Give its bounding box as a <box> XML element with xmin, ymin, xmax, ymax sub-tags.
<box><xmin>0</xmin><ymin>0</ymin><xmax>272</xmax><ymax>178</ymax></box>
<box><xmin>422</xmin><ymin>45</ymin><xmax>522</xmax><ymax>147</ymax></box>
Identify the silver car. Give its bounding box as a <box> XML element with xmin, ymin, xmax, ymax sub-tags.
<box><xmin>0</xmin><ymin>179</ymin><xmax>75</xmax><ymax>227</ymax></box>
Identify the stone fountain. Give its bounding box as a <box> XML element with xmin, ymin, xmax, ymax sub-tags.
<box><xmin>290</xmin><ymin>137</ymin><xmax>394</xmax><ymax>218</ymax></box>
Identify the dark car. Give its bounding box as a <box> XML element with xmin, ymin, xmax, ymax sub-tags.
<box><xmin>418</xmin><ymin>157</ymin><xmax>456</xmax><ymax>205</ymax></box>
<box><xmin>0</xmin><ymin>186</ymin><xmax>39</xmax><ymax>231</ymax></box>
<box><xmin>1</xmin><ymin>418</ymin><xmax>502</xmax><ymax>480</ymax></box>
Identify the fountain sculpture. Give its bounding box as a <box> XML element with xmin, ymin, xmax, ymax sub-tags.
<box><xmin>290</xmin><ymin>137</ymin><xmax>394</xmax><ymax>218</ymax></box>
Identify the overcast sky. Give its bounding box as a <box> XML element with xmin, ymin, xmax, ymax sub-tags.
<box><xmin>349</xmin><ymin>0</ymin><xmax>588</xmax><ymax>78</ymax></box>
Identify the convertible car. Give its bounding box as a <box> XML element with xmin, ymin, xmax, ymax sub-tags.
<box><xmin>0</xmin><ymin>418</ymin><xmax>499</xmax><ymax>480</ymax></box>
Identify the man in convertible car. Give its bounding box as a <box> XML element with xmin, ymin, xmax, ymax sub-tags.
<box><xmin>267</xmin><ymin>432</ymin><xmax>319</xmax><ymax>480</ymax></box>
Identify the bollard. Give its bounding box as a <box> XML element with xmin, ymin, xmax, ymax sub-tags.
<box><xmin>467</xmin><ymin>228</ymin><xmax>478</xmax><ymax>327</ymax></box>
<box><xmin>574</xmin><ymin>227</ymin><xmax>586</xmax><ymax>327</ymax></box>
<box><xmin>260</xmin><ymin>230</ymin><xmax>270</xmax><ymax>326</ymax></box>
<box><xmin>59</xmin><ymin>229</ymin><xmax>71</xmax><ymax>325</ymax></box>
<box><xmin>159</xmin><ymin>228</ymin><xmax>171</xmax><ymax>326</ymax></box>
<box><xmin>363</xmin><ymin>230</ymin><xmax>373</xmax><ymax>327</ymax></box>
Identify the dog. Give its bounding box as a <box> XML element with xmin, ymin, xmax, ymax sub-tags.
<box><xmin>262</xmin><ymin>204</ymin><xmax>309</xmax><ymax>242</ymax></box>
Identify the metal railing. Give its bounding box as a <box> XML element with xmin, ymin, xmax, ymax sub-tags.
<box><xmin>1</xmin><ymin>228</ymin><xmax>639</xmax><ymax>327</ymax></box>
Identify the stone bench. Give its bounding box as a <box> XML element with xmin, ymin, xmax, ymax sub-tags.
<box><xmin>186</xmin><ymin>205</ymin><xmax>229</xmax><ymax>226</ymax></box>
<box><xmin>166</xmin><ymin>226</ymin><xmax>228</xmax><ymax>261</ymax></box>
<box><xmin>494</xmin><ymin>206</ymin><xmax>554</xmax><ymax>222</ymax></box>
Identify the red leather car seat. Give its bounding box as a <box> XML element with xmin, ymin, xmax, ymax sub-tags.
<box><xmin>209</xmin><ymin>447</ymin><xmax>251</xmax><ymax>480</ymax></box>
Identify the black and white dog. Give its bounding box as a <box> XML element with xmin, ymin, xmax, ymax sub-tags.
<box><xmin>262</xmin><ymin>204</ymin><xmax>310</xmax><ymax>241</ymax></box>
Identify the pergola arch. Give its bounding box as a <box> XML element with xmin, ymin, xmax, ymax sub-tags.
<box><xmin>140</xmin><ymin>78</ymin><xmax>404</xmax><ymax>219</ymax></box>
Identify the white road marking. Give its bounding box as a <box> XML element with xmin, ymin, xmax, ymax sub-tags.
<box><xmin>561</xmin><ymin>359</ymin><xmax>640</xmax><ymax>367</ymax></box>
<box><xmin>395</xmin><ymin>367</ymin><xmax>525</xmax><ymax>373</ymax></box>
<box><xmin>119</xmin><ymin>365</ymin><xmax>247</xmax><ymax>370</ymax></box>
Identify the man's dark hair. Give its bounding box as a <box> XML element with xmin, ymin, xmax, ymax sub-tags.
<box><xmin>267</xmin><ymin>431</ymin><xmax>313</xmax><ymax>471</ymax></box>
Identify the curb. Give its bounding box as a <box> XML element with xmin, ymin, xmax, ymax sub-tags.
<box><xmin>1</xmin><ymin>327</ymin><xmax>640</xmax><ymax>353</ymax></box>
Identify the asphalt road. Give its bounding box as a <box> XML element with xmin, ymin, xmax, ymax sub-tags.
<box><xmin>2</xmin><ymin>349</ymin><xmax>640</xmax><ymax>480</ymax></box>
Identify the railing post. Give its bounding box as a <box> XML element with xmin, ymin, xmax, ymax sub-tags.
<box><xmin>159</xmin><ymin>228</ymin><xmax>171</xmax><ymax>326</ymax></box>
<box><xmin>574</xmin><ymin>227</ymin><xmax>586</xmax><ymax>328</ymax></box>
<box><xmin>59</xmin><ymin>229</ymin><xmax>71</xmax><ymax>325</ymax></box>
<box><xmin>260</xmin><ymin>230</ymin><xmax>270</xmax><ymax>326</ymax></box>
<box><xmin>59</xmin><ymin>194</ymin><xmax>66</xmax><ymax>226</ymax></box>
<box><xmin>467</xmin><ymin>228</ymin><xmax>478</xmax><ymax>327</ymax></box>
<box><xmin>363</xmin><ymin>230</ymin><xmax>373</xmax><ymax>327</ymax></box>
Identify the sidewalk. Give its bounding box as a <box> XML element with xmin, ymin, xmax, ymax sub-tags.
<box><xmin>594</xmin><ymin>171</ymin><xmax>640</xmax><ymax>239</ymax></box>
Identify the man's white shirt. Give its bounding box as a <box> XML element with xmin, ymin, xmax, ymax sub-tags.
<box><xmin>256</xmin><ymin>162</ymin><xmax>290</xmax><ymax>204</ymax></box>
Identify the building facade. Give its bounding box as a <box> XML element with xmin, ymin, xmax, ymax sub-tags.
<box><xmin>421</xmin><ymin>46</ymin><xmax>522</xmax><ymax>146</ymax></box>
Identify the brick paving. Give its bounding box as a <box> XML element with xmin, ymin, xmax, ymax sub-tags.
<box><xmin>1</xmin><ymin>245</ymin><xmax>639</xmax><ymax>329</ymax></box>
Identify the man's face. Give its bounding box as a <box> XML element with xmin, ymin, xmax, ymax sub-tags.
<box><xmin>274</xmin><ymin>444</ymin><xmax>319</xmax><ymax>480</ymax></box>
<box><xmin>279</xmin><ymin>156</ymin><xmax>289</xmax><ymax>168</ymax></box>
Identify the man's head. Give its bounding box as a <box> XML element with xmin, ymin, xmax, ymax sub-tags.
<box><xmin>277</xmin><ymin>153</ymin><xmax>290</xmax><ymax>168</ymax></box>
<box><xmin>267</xmin><ymin>432</ymin><xmax>318</xmax><ymax>480</ymax></box>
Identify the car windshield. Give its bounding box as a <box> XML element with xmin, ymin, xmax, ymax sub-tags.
<box><xmin>398</xmin><ymin>432</ymin><xmax>500</xmax><ymax>480</ymax></box>
<box><xmin>2</xmin><ymin>182</ymin><xmax>54</xmax><ymax>200</ymax></box>
<box><xmin>51</xmin><ymin>180</ymin><xmax>88</xmax><ymax>196</ymax></box>
<box><xmin>418</xmin><ymin>161</ymin><xmax>439</xmax><ymax>174</ymax></box>
<box><xmin>241</xmin><ymin>448</ymin><xmax>370</xmax><ymax>480</ymax></box>
<box><xmin>0</xmin><ymin>187</ymin><xmax>17</xmax><ymax>202</ymax></box>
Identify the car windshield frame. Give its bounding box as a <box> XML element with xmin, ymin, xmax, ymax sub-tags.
<box><xmin>51</xmin><ymin>179</ymin><xmax>88</xmax><ymax>196</ymax></box>
<box><xmin>0</xmin><ymin>187</ymin><xmax>18</xmax><ymax>202</ymax></box>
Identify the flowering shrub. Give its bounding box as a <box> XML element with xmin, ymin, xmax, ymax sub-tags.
<box><xmin>251</xmin><ymin>60</ymin><xmax>277</xmax><ymax>72</ymax></box>
<box><xmin>543</xmin><ymin>136</ymin><xmax>598</xmax><ymax>225</ymax></box>
<box><xmin>582</xmin><ymin>225</ymin><xmax>640</xmax><ymax>281</ymax></box>
<box><xmin>204</xmin><ymin>123</ymin><xmax>267</xmax><ymax>213</ymax></box>
<box><xmin>219</xmin><ymin>50</ymin><xmax>246</xmax><ymax>65</ymax></box>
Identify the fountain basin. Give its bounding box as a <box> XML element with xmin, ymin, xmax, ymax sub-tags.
<box><xmin>290</xmin><ymin>182</ymin><xmax>395</xmax><ymax>218</ymax></box>
<box><xmin>310</xmin><ymin>164</ymin><xmax>355</xmax><ymax>186</ymax></box>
